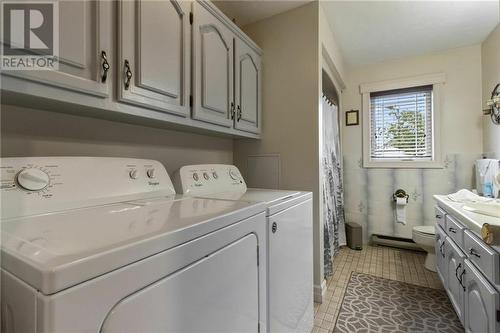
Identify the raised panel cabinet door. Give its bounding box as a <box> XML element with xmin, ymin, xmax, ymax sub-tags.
<box><xmin>2</xmin><ymin>0</ymin><xmax>111</xmax><ymax>97</ymax></box>
<box><xmin>117</xmin><ymin>0</ymin><xmax>190</xmax><ymax>116</ymax></box>
<box><xmin>464</xmin><ymin>259</ymin><xmax>500</xmax><ymax>333</ymax></box>
<box><xmin>192</xmin><ymin>1</ymin><xmax>234</xmax><ymax>127</ymax></box>
<box><xmin>435</xmin><ymin>229</ymin><xmax>446</xmax><ymax>285</ymax></box>
<box><xmin>234</xmin><ymin>38</ymin><xmax>261</xmax><ymax>134</ymax></box>
<box><xmin>444</xmin><ymin>237</ymin><xmax>465</xmax><ymax>324</ymax></box>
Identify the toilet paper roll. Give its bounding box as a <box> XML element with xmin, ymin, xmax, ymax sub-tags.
<box><xmin>396</xmin><ymin>197</ymin><xmax>407</xmax><ymax>225</ymax></box>
<box><xmin>481</xmin><ymin>223</ymin><xmax>500</xmax><ymax>245</ymax></box>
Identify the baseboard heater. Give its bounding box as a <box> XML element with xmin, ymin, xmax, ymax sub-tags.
<box><xmin>371</xmin><ymin>234</ymin><xmax>423</xmax><ymax>251</ymax></box>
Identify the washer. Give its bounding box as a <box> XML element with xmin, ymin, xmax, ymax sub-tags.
<box><xmin>1</xmin><ymin>157</ymin><xmax>267</xmax><ymax>333</ymax></box>
<box><xmin>174</xmin><ymin>164</ymin><xmax>313</xmax><ymax>333</ymax></box>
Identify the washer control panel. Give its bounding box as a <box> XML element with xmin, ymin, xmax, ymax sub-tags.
<box><xmin>1</xmin><ymin>157</ymin><xmax>175</xmax><ymax>219</ymax></box>
<box><xmin>173</xmin><ymin>164</ymin><xmax>247</xmax><ymax>196</ymax></box>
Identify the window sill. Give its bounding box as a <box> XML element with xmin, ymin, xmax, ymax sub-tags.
<box><xmin>363</xmin><ymin>159</ymin><xmax>444</xmax><ymax>169</ymax></box>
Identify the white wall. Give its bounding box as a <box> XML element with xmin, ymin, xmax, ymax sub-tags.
<box><xmin>233</xmin><ymin>1</ymin><xmax>324</xmax><ymax>291</ymax></box>
<box><xmin>482</xmin><ymin>23</ymin><xmax>500</xmax><ymax>155</ymax></box>
<box><xmin>1</xmin><ymin>105</ymin><xmax>233</xmax><ymax>174</ymax></box>
<box><xmin>342</xmin><ymin>45</ymin><xmax>483</xmax><ymax>242</ymax></box>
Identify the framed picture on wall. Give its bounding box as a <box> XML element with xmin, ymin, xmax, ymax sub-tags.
<box><xmin>345</xmin><ymin>110</ymin><xmax>359</xmax><ymax>126</ymax></box>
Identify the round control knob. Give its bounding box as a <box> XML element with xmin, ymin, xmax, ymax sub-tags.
<box><xmin>193</xmin><ymin>173</ymin><xmax>199</xmax><ymax>181</ymax></box>
<box><xmin>146</xmin><ymin>168</ymin><xmax>155</xmax><ymax>179</ymax></box>
<box><xmin>16</xmin><ymin>168</ymin><xmax>50</xmax><ymax>191</ymax></box>
<box><xmin>229</xmin><ymin>169</ymin><xmax>239</xmax><ymax>180</ymax></box>
<box><xmin>129</xmin><ymin>169</ymin><xmax>138</xmax><ymax>179</ymax></box>
<box><xmin>203</xmin><ymin>172</ymin><xmax>210</xmax><ymax>180</ymax></box>
<box><xmin>212</xmin><ymin>171</ymin><xmax>218</xmax><ymax>179</ymax></box>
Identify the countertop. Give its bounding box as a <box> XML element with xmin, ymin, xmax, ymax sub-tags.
<box><xmin>434</xmin><ymin>195</ymin><xmax>500</xmax><ymax>236</ymax></box>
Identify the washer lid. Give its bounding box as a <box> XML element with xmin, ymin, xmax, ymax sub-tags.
<box><xmin>413</xmin><ymin>226</ymin><xmax>435</xmax><ymax>235</ymax></box>
<box><xmin>1</xmin><ymin>196</ymin><xmax>266</xmax><ymax>295</ymax></box>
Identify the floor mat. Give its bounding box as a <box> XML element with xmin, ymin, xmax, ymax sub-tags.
<box><xmin>334</xmin><ymin>272</ymin><xmax>463</xmax><ymax>333</ymax></box>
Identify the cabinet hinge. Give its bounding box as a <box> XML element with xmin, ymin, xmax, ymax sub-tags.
<box><xmin>257</xmin><ymin>246</ymin><xmax>259</xmax><ymax>266</ymax></box>
<box><xmin>189</xmin><ymin>12</ymin><xmax>193</xmax><ymax>25</ymax></box>
<box><xmin>189</xmin><ymin>95</ymin><xmax>193</xmax><ymax>107</ymax></box>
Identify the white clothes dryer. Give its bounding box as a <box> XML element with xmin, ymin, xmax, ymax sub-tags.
<box><xmin>174</xmin><ymin>164</ymin><xmax>313</xmax><ymax>333</ymax></box>
<box><xmin>1</xmin><ymin>157</ymin><xmax>267</xmax><ymax>333</ymax></box>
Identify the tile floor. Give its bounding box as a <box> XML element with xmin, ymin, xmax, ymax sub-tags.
<box><xmin>312</xmin><ymin>245</ymin><xmax>443</xmax><ymax>333</ymax></box>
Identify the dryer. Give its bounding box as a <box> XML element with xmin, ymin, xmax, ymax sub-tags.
<box><xmin>174</xmin><ymin>164</ymin><xmax>313</xmax><ymax>333</ymax></box>
<box><xmin>1</xmin><ymin>157</ymin><xmax>267</xmax><ymax>333</ymax></box>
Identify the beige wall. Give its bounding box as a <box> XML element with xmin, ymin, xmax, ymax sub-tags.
<box><xmin>342</xmin><ymin>45</ymin><xmax>483</xmax><ymax>242</ymax></box>
<box><xmin>233</xmin><ymin>2</ymin><xmax>324</xmax><ymax>288</ymax></box>
<box><xmin>482</xmin><ymin>23</ymin><xmax>500</xmax><ymax>154</ymax></box>
<box><xmin>1</xmin><ymin>105</ymin><xmax>233</xmax><ymax>174</ymax></box>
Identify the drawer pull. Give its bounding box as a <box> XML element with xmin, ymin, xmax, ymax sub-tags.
<box><xmin>439</xmin><ymin>242</ymin><xmax>445</xmax><ymax>258</ymax></box>
<box><xmin>436</xmin><ymin>214</ymin><xmax>443</xmax><ymax>219</ymax></box>
<box><xmin>469</xmin><ymin>248</ymin><xmax>481</xmax><ymax>258</ymax></box>
<box><xmin>448</xmin><ymin>227</ymin><xmax>457</xmax><ymax>234</ymax></box>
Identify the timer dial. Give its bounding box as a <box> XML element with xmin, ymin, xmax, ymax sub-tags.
<box><xmin>229</xmin><ymin>169</ymin><xmax>239</xmax><ymax>180</ymax></box>
<box><xmin>16</xmin><ymin>168</ymin><xmax>50</xmax><ymax>191</ymax></box>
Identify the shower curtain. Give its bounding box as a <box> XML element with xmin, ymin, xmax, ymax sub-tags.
<box><xmin>322</xmin><ymin>94</ymin><xmax>346</xmax><ymax>277</ymax></box>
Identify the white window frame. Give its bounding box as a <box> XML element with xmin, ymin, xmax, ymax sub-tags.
<box><xmin>360</xmin><ymin>73</ymin><xmax>445</xmax><ymax>169</ymax></box>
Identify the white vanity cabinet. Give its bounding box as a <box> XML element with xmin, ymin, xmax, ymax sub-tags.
<box><xmin>444</xmin><ymin>237</ymin><xmax>466</xmax><ymax>324</ymax></box>
<box><xmin>434</xmin><ymin>199</ymin><xmax>500</xmax><ymax>333</ymax></box>
<box><xmin>117</xmin><ymin>0</ymin><xmax>190</xmax><ymax>117</ymax></box>
<box><xmin>464</xmin><ymin>259</ymin><xmax>500</xmax><ymax>333</ymax></box>
<box><xmin>2</xmin><ymin>0</ymin><xmax>112</xmax><ymax>98</ymax></box>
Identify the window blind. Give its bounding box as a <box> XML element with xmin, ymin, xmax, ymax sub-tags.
<box><xmin>370</xmin><ymin>85</ymin><xmax>433</xmax><ymax>160</ymax></box>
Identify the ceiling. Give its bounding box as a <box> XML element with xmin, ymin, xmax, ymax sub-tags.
<box><xmin>213</xmin><ymin>0</ymin><xmax>311</xmax><ymax>27</ymax></box>
<box><xmin>322</xmin><ymin>1</ymin><xmax>500</xmax><ymax>68</ymax></box>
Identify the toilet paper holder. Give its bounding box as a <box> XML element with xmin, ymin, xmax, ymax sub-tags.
<box><xmin>393</xmin><ymin>189</ymin><xmax>409</xmax><ymax>203</ymax></box>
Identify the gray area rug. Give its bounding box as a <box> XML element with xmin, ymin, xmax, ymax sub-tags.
<box><xmin>334</xmin><ymin>272</ymin><xmax>464</xmax><ymax>333</ymax></box>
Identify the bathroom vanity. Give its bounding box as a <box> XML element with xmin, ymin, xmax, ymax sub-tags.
<box><xmin>434</xmin><ymin>195</ymin><xmax>500</xmax><ymax>333</ymax></box>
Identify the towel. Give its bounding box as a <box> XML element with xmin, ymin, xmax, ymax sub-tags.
<box><xmin>447</xmin><ymin>189</ymin><xmax>493</xmax><ymax>203</ymax></box>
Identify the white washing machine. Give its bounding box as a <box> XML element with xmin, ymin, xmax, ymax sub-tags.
<box><xmin>0</xmin><ymin>157</ymin><xmax>268</xmax><ymax>333</ymax></box>
<box><xmin>173</xmin><ymin>165</ymin><xmax>313</xmax><ymax>333</ymax></box>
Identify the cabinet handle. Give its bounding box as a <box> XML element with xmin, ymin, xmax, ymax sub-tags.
<box><xmin>237</xmin><ymin>105</ymin><xmax>242</xmax><ymax>121</ymax></box>
<box><xmin>101</xmin><ymin>51</ymin><xmax>110</xmax><ymax>83</ymax></box>
<box><xmin>439</xmin><ymin>241</ymin><xmax>445</xmax><ymax>258</ymax></box>
<box><xmin>469</xmin><ymin>248</ymin><xmax>481</xmax><ymax>258</ymax></box>
<box><xmin>230</xmin><ymin>102</ymin><xmax>235</xmax><ymax>119</ymax></box>
<box><xmin>459</xmin><ymin>267</ymin><xmax>466</xmax><ymax>291</ymax></box>
<box><xmin>448</xmin><ymin>227</ymin><xmax>457</xmax><ymax>234</ymax></box>
<box><xmin>124</xmin><ymin>59</ymin><xmax>132</xmax><ymax>90</ymax></box>
<box><xmin>455</xmin><ymin>263</ymin><xmax>462</xmax><ymax>283</ymax></box>
<box><xmin>271</xmin><ymin>222</ymin><xmax>277</xmax><ymax>233</ymax></box>
<box><xmin>436</xmin><ymin>214</ymin><xmax>442</xmax><ymax>219</ymax></box>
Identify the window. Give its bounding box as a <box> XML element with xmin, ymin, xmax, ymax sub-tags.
<box><xmin>370</xmin><ymin>85</ymin><xmax>433</xmax><ymax>160</ymax></box>
<box><xmin>360</xmin><ymin>73</ymin><xmax>444</xmax><ymax>168</ymax></box>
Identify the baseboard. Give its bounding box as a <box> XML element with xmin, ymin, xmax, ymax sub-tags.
<box><xmin>313</xmin><ymin>279</ymin><xmax>327</xmax><ymax>303</ymax></box>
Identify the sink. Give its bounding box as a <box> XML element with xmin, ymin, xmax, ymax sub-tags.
<box><xmin>463</xmin><ymin>201</ymin><xmax>500</xmax><ymax>218</ymax></box>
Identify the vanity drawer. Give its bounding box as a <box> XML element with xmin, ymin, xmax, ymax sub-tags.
<box><xmin>445</xmin><ymin>215</ymin><xmax>465</xmax><ymax>248</ymax></box>
<box><xmin>464</xmin><ymin>229</ymin><xmax>500</xmax><ymax>284</ymax></box>
<box><xmin>435</xmin><ymin>206</ymin><xmax>447</xmax><ymax>230</ymax></box>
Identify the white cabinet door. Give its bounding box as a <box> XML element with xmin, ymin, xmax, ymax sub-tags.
<box><xmin>464</xmin><ymin>259</ymin><xmax>500</xmax><ymax>333</ymax></box>
<box><xmin>192</xmin><ymin>2</ymin><xmax>234</xmax><ymax>127</ymax></box>
<box><xmin>2</xmin><ymin>0</ymin><xmax>111</xmax><ymax>97</ymax></box>
<box><xmin>436</xmin><ymin>225</ymin><xmax>447</xmax><ymax>285</ymax></box>
<box><xmin>234</xmin><ymin>38</ymin><xmax>261</xmax><ymax>134</ymax></box>
<box><xmin>101</xmin><ymin>234</ymin><xmax>259</xmax><ymax>333</ymax></box>
<box><xmin>117</xmin><ymin>0</ymin><xmax>190</xmax><ymax>116</ymax></box>
<box><xmin>445</xmin><ymin>237</ymin><xmax>466</xmax><ymax>324</ymax></box>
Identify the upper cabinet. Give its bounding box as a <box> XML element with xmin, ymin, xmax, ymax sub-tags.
<box><xmin>192</xmin><ymin>1</ymin><xmax>234</xmax><ymax>127</ymax></box>
<box><xmin>2</xmin><ymin>0</ymin><xmax>112</xmax><ymax>98</ymax></box>
<box><xmin>0</xmin><ymin>0</ymin><xmax>263</xmax><ymax>138</ymax></box>
<box><xmin>117</xmin><ymin>0</ymin><xmax>190</xmax><ymax>117</ymax></box>
<box><xmin>234</xmin><ymin>38</ymin><xmax>261</xmax><ymax>134</ymax></box>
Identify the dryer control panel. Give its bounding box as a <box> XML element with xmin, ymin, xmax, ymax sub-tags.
<box><xmin>1</xmin><ymin>157</ymin><xmax>176</xmax><ymax>219</ymax></box>
<box><xmin>173</xmin><ymin>164</ymin><xmax>247</xmax><ymax>196</ymax></box>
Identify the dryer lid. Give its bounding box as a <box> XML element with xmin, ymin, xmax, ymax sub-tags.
<box><xmin>413</xmin><ymin>226</ymin><xmax>435</xmax><ymax>235</ymax></box>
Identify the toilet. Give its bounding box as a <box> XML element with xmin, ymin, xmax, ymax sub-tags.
<box><xmin>412</xmin><ymin>226</ymin><xmax>436</xmax><ymax>272</ymax></box>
